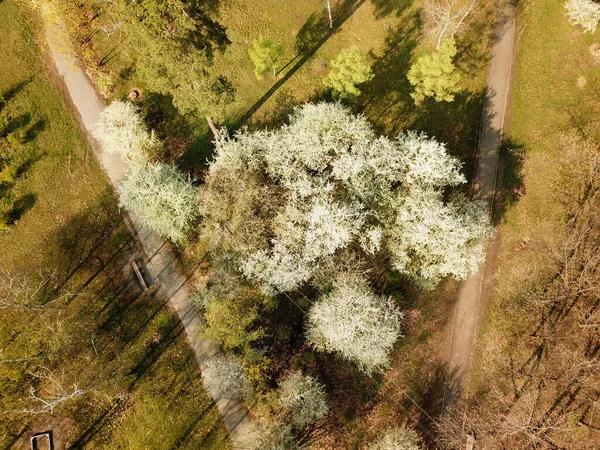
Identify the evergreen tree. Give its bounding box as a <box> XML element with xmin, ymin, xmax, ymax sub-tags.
<box><xmin>407</xmin><ymin>38</ymin><xmax>460</xmax><ymax>104</ymax></box>
<box><xmin>248</xmin><ymin>36</ymin><xmax>285</xmax><ymax>80</ymax></box>
<box><xmin>324</xmin><ymin>46</ymin><xmax>374</xmax><ymax>98</ymax></box>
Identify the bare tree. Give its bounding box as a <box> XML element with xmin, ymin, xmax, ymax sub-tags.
<box><xmin>423</xmin><ymin>0</ymin><xmax>476</xmax><ymax>49</ymax></box>
<box><xmin>3</xmin><ymin>366</ymin><xmax>85</xmax><ymax>415</ymax></box>
<box><xmin>0</xmin><ymin>269</ymin><xmax>71</xmax><ymax>311</ymax></box>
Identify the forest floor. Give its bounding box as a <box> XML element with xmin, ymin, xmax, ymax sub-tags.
<box><xmin>0</xmin><ymin>1</ymin><xmax>231</xmax><ymax>448</ymax></box>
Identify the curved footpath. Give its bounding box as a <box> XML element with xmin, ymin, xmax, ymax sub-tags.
<box><xmin>442</xmin><ymin>1</ymin><xmax>516</xmax><ymax>411</ymax></box>
<box><xmin>43</xmin><ymin>15</ymin><xmax>257</xmax><ymax>450</ymax></box>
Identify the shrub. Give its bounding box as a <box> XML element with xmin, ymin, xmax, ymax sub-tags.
<box><xmin>278</xmin><ymin>371</ymin><xmax>329</xmax><ymax>427</ymax></box>
<box><xmin>202</xmin><ymin>354</ymin><xmax>248</xmax><ymax>399</ymax></box>
<box><xmin>306</xmin><ymin>273</ymin><xmax>403</xmax><ymax>373</ymax></box>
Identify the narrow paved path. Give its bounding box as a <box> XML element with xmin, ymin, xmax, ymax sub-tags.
<box><xmin>43</xmin><ymin>15</ymin><xmax>257</xmax><ymax>449</ymax></box>
<box><xmin>442</xmin><ymin>2</ymin><xmax>516</xmax><ymax>410</ymax></box>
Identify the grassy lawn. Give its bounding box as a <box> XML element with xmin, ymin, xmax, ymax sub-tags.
<box><xmin>0</xmin><ymin>1</ymin><xmax>230</xmax><ymax>448</ymax></box>
<box><xmin>472</xmin><ymin>0</ymin><xmax>600</xmax><ymax>395</ymax></box>
<box><xmin>86</xmin><ymin>0</ymin><xmax>492</xmax><ymax>180</ymax></box>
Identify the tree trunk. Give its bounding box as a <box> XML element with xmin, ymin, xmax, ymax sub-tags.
<box><xmin>206</xmin><ymin>116</ymin><xmax>219</xmax><ymax>136</ymax></box>
<box><xmin>327</xmin><ymin>0</ymin><xmax>333</xmax><ymax>29</ymax></box>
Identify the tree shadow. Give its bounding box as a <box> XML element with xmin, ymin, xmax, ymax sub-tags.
<box><xmin>3</xmin><ymin>113</ymin><xmax>31</xmax><ymax>136</ymax></box>
<box><xmin>371</xmin><ymin>0</ymin><xmax>414</xmax><ymax>19</ymax></box>
<box><xmin>418</xmin><ymin>362</ymin><xmax>464</xmax><ymax>447</ymax></box>
<box><xmin>6</xmin><ymin>193</ymin><xmax>36</xmax><ymax>224</ymax></box>
<box><xmin>412</xmin><ymin>90</ymin><xmax>485</xmax><ymax>182</ymax></box>
<box><xmin>358</xmin><ymin>12</ymin><xmax>420</xmax><ymax>130</ymax></box>
<box><xmin>15</xmin><ymin>150</ymin><xmax>45</xmax><ymax>178</ymax></box>
<box><xmin>1</xmin><ymin>77</ymin><xmax>32</xmax><ymax>106</ymax></box>
<box><xmin>493</xmin><ymin>138</ymin><xmax>525</xmax><ymax>224</ymax></box>
<box><xmin>48</xmin><ymin>194</ymin><xmax>127</xmax><ymax>292</ymax></box>
<box><xmin>25</xmin><ymin>119</ymin><xmax>46</xmax><ymax>143</ymax></box>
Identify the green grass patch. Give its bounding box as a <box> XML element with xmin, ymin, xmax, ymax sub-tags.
<box><xmin>0</xmin><ymin>1</ymin><xmax>230</xmax><ymax>448</ymax></box>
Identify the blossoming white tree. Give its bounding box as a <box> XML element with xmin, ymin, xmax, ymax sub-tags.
<box><xmin>369</xmin><ymin>427</ymin><xmax>422</xmax><ymax>450</ymax></box>
<box><xmin>119</xmin><ymin>162</ymin><xmax>197</xmax><ymax>242</ymax></box>
<box><xmin>306</xmin><ymin>274</ymin><xmax>403</xmax><ymax>373</ymax></box>
<box><xmin>203</xmin><ymin>102</ymin><xmax>491</xmax><ymax>293</ymax></box>
<box><xmin>278</xmin><ymin>371</ymin><xmax>329</xmax><ymax>427</ymax></box>
<box><xmin>92</xmin><ymin>101</ymin><xmax>158</xmax><ymax>164</ymax></box>
<box><xmin>565</xmin><ymin>0</ymin><xmax>600</xmax><ymax>32</ymax></box>
<box><xmin>202</xmin><ymin>354</ymin><xmax>248</xmax><ymax>399</ymax></box>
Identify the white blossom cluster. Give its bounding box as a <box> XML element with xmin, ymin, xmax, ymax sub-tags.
<box><xmin>92</xmin><ymin>100</ymin><xmax>158</xmax><ymax>164</ymax></box>
<box><xmin>306</xmin><ymin>273</ymin><xmax>403</xmax><ymax>373</ymax></box>
<box><xmin>208</xmin><ymin>102</ymin><xmax>491</xmax><ymax>293</ymax></box>
<box><xmin>369</xmin><ymin>427</ymin><xmax>423</xmax><ymax>450</ymax></box>
<box><xmin>94</xmin><ymin>101</ymin><xmax>197</xmax><ymax>242</ymax></box>
<box><xmin>202</xmin><ymin>354</ymin><xmax>248</xmax><ymax>399</ymax></box>
<box><xmin>565</xmin><ymin>0</ymin><xmax>600</xmax><ymax>33</ymax></box>
<box><xmin>119</xmin><ymin>162</ymin><xmax>197</xmax><ymax>242</ymax></box>
<box><xmin>278</xmin><ymin>371</ymin><xmax>329</xmax><ymax>427</ymax></box>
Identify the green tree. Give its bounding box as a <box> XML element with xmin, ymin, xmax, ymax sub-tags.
<box><xmin>248</xmin><ymin>36</ymin><xmax>285</xmax><ymax>80</ymax></box>
<box><xmin>201</xmin><ymin>288</ymin><xmax>266</xmax><ymax>354</ymax></box>
<box><xmin>324</xmin><ymin>46</ymin><xmax>374</xmax><ymax>98</ymax></box>
<box><xmin>107</xmin><ymin>0</ymin><xmax>233</xmax><ymax>118</ymax></box>
<box><xmin>407</xmin><ymin>38</ymin><xmax>460</xmax><ymax>104</ymax></box>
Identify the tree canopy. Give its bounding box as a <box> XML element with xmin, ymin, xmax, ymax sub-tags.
<box><xmin>201</xmin><ymin>102</ymin><xmax>490</xmax><ymax>294</ymax></box>
<box><xmin>324</xmin><ymin>46</ymin><xmax>374</xmax><ymax>98</ymax></box>
<box><xmin>107</xmin><ymin>0</ymin><xmax>233</xmax><ymax>117</ymax></box>
<box><xmin>306</xmin><ymin>274</ymin><xmax>403</xmax><ymax>373</ymax></box>
<box><xmin>278</xmin><ymin>371</ymin><xmax>329</xmax><ymax>427</ymax></box>
<box><xmin>119</xmin><ymin>162</ymin><xmax>197</xmax><ymax>242</ymax></box>
<box><xmin>248</xmin><ymin>36</ymin><xmax>285</xmax><ymax>80</ymax></box>
<box><xmin>407</xmin><ymin>38</ymin><xmax>460</xmax><ymax>104</ymax></box>
<box><xmin>565</xmin><ymin>0</ymin><xmax>600</xmax><ymax>32</ymax></box>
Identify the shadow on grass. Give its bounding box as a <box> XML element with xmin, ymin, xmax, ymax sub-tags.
<box><xmin>493</xmin><ymin>138</ymin><xmax>525</xmax><ymax>224</ymax></box>
<box><xmin>1</xmin><ymin>77</ymin><xmax>32</xmax><ymax>106</ymax></box>
<box><xmin>50</xmin><ymin>194</ymin><xmax>127</xmax><ymax>292</ymax></box>
<box><xmin>6</xmin><ymin>193</ymin><xmax>36</xmax><ymax>224</ymax></box>
<box><xmin>358</xmin><ymin>12</ymin><xmax>420</xmax><ymax>130</ymax></box>
<box><xmin>234</xmin><ymin>0</ymin><xmax>369</xmax><ymax>129</ymax></box>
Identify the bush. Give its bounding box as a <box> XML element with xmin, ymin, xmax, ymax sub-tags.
<box><xmin>306</xmin><ymin>273</ymin><xmax>403</xmax><ymax>373</ymax></box>
<box><xmin>118</xmin><ymin>162</ymin><xmax>198</xmax><ymax>242</ymax></box>
<box><xmin>278</xmin><ymin>371</ymin><xmax>329</xmax><ymax>428</ymax></box>
<box><xmin>202</xmin><ymin>354</ymin><xmax>248</xmax><ymax>399</ymax></box>
<box><xmin>6</xmin><ymin>130</ymin><xmax>26</xmax><ymax>148</ymax></box>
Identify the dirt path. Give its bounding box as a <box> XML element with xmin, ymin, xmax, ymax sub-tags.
<box><xmin>43</xmin><ymin>16</ymin><xmax>257</xmax><ymax>449</ymax></box>
<box><xmin>441</xmin><ymin>2</ymin><xmax>516</xmax><ymax>411</ymax></box>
